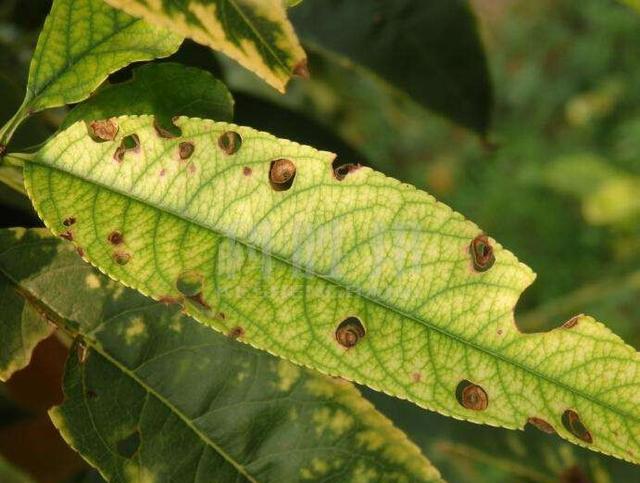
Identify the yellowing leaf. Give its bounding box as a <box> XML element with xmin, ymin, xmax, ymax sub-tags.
<box><xmin>104</xmin><ymin>0</ymin><xmax>307</xmax><ymax>92</ymax></box>
<box><xmin>24</xmin><ymin>116</ymin><xmax>640</xmax><ymax>464</ymax></box>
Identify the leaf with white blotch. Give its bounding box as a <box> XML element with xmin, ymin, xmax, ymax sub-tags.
<box><xmin>289</xmin><ymin>0</ymin><xmax>492</xmax><ymax>134</ymax></box>
<box><xmin>62</xmin><ymin>63</ymin><xmax>234</xmax><ymax>132</ymax></box>
<box><xmin>0</xmin><ymin>228</ymin><xmax>441</xmax><ymax>483</ymax></box>
<box><xmin>0</xmin><ymin>230</ymin><xmax>54</xmax><ymax>381</ymax></box>
<box><xmin>24</xmin><ymin>115</ymin><xmax>640</xmax><ymax>464</ymax></box>
<box><xmin>103</xmin><ymin>0</ymin><xmax>307</xmax><ymax>93</ymax></box>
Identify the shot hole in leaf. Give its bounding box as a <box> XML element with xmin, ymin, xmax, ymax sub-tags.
<box><xmin>456</xmin><ymin>380</ymin><xmax>488</xmax><ymax>411</ymax></box>
<box><xmin>218</xmin><ymin>131</ymin><xmax>242</xmax><ymax>155</ymax></box>
<box><xmin>335</xmin><ymin>317</ymin><xmax>365</xmax><ymax>348</ymax></box>
<box><xmin>269</xmin><ymin>159</ymin><xmax>296</xmax><ymax>191</ymax></box>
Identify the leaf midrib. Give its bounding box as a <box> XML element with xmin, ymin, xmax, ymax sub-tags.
<box><xmin>0</xmin><ymin>262</ymin><xmax>258</xmax><ymax>483</ymax></box>
<box><xmin>26</xmin><ymin>155</ymin><xmax>640</xmax><ymax>427</ymax></box>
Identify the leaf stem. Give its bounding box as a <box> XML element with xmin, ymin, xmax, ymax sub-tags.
<box><xmin>0</xmin><ymin>99</ymin><xmax>31</xmax><ymax>156</ymax></box>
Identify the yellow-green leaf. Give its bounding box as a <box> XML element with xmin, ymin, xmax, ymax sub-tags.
<box><xmin>24</xmin><ymin>116</ymin><xmax>640</xmax><ymax>464</ymax></box>
<box><xmin>104</xmin><ymin>0</ymin><xmax>307</xmax><ymax>92</ymax></box>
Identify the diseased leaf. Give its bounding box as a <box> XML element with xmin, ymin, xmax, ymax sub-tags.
<box><xmin>0</xmin><ymin>228</ymin><xmax>441</xmax><ymax>483</ymax></box>
<box><xmin>103</xmin><ymin>0</ymin><xmax>306</xmax><ymax>93</ymax></box>
<box><xmin>0</xmin><ymin>0</ymin><xmax>183</xmax><ymax>147</ymax></box>
<box><xmin>0</xmin><ymin>230</ymin><xmax>54</xmax><ymax>381</ymax></box>
<box><xmin>62</xmin><ymin>63</ymin><xmax>234</xmax><ymax>131</ymax></box>
<box><xmin>289</xmin><ymin>0</ymin><xmax>492</xmax><ymax>134</ymax></box>
<box><xmin>26</xmin><ymin>0</ymin><xmax>182</xmax><ymax>112</ymax></box>
<box><xmin>24</xmin><ymin>116</ymin><xmax>640</xmax><ymax>464</ymax></box>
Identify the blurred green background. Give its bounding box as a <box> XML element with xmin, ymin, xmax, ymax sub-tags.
<box><xmin>1</xmin><ymin>0</ymin><xmax>639</xmax><ymax>481</ymax></box>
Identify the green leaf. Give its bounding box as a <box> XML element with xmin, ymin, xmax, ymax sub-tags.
<box><xmin>103</xmin><ymin>0</ymin><xmax>307</xmax><ymax>93</ymax></box>
<box><xmin>24</xmin><ymin>115</ymin><xmax>640</xmax><ymax>464</ymax></box>
<box><xmin>289</xmin><ymin>0</ymin><xmax>492</xmax><ymax>134</ymax></box>
<box><xmin>0</xmin><ymin>230</ymin><xmax>54</xmax><ymax>381</ymax></box>
<box><xmin>0</xmin><ymin>228</ymin><xmax>442</xmax><ymax>482</ymax></box>
<box><xmin>62</xmin><ymin>63</ymin><xmax>234</xmax><ymax>132</ymax></box>
<box><xmin>0</xmin><ymin>453</ymin><xmax>35</xmax><ymax>483</ymax></box>
<box><xmin>0</xmin><ymin>0</ymin><xmax>183</xmax><ymax>147</ymax></box>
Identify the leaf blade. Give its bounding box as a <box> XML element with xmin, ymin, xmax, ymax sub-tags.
<box><xmin>103</xmin><ymin>0</ymin><xmax>306</xmax><ymax>92</ymax></box>
<box><xmin>25</xmin><ymin>0</ymin><xmax>183</xmax><ymax>112</ymax></box>
<box><xmin>24</xmin><ymin>116</ymin><xmax>640</xmax><ymax>464</ymax></box>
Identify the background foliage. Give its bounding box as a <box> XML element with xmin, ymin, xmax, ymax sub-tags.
<box><xmin>1</xmin><ymin>0</ymin><xmax>639</xmax><ymax>481</ymax></box>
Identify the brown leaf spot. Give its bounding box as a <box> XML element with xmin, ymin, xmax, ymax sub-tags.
<box><xmin>293</xmin><ymin>58</ymin><xmax>310</xmax><ymax>79</ymax></box>
<box><xmin>63</xmin><ymin>217</ymin><xmax>76</xmax><ymax>227</ymax></box>
<box><xmin>412</xmin><ymin>372</ymin><xmax>422</xmax><ymax>383</ymax></box>
<box><xmin>269</xmin><ymin>159</ymin><xmax>296</xmax><ymax>191</ymax></box>
<box><xmin>562</xmin><ymin>409</ymin><xmax>592</xmax><ymax>443</ymax></box>
<box><xmin>107</xmin><ymin>231</ymin><xmax>123</xmax><ymax>245</ymax></box>
<box><xmin>76</xmin><ymin>247</ymin><xmax>85</xmax><ymax>257</ymax></box>
<box><xmin>228</xmin><ymin>326</ymin><xmax>245</xmax><ymax>339</ymax></box>
<box><xmin>528</xmin><ymin>417</ymin><xmax>556</xmax><ymax>434</ymax></box>
<box><xmin>159</xmin><ymin>295</ymin><xmax>183</xmax><ymax>305</ymax></box>
<box><xmin>335</xmin><ymin>316</ymin><xmax>365</xmax><ymax>348</ymax></box>
<box><xmin>113</xmin><ymin>251</ymin><xmax>131</xmax><ymax>266</ymax></box>
<box><xmin>218</xmin><ymin>131</ymin><xmax>242</xmax><ymax>155</ymax></box>
<box><xmin>215</xmin><ymin>312</ymin><xmax>226</xmax><ymax>321</ymax></box>
<box><xmin>159</xmin><ymin>168</ymin><xmax>167</xmax><ymax>177</ymax></box>
<box><xmin>176</xmin><ymin>270</ymin><xmax>204</xmax><ymax>297</ymax></box>
<box><xmin>456</xmin><ymin>380</ymin><xmax>488</xmax><ymax>411</ymax></box>
<box><xmin>243</xmin><ymin>166</ymin><xmax>252</xmax><ymax>176</ymax></box>
<box><xmin>60</xmin><ymin>231</ymin><xmax>73</xmax><ymax>241</ymax></box>
<box><xmin>470</xmin><ymin>234</ymin><xmax>495</xmax><ymax>272</ymax></box>
<box><xmin>88</xmin><ymin>119</ymin><xmax>118</xmax><ymax>141</ymax></box>
<box><xmin>563</xmin><ymin>315</ymin><xmax>581</xmax><ymax>329</ymax></box>
<box><xmin>333</xmin><ymin>159</ymin><xmax>361</xmax><ymax>181</ymax></box>
<box><xmin>178</xmin><ymin>141</ymin><xmax>195</xmax><ymax>160</ymax></box>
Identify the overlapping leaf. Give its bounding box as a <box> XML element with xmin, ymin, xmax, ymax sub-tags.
<box><xmin>289</xmin><ymin>0</ymin><xmax>492</xmax><ymax>134</ymax></box>
<box><xmin>23</xmin><ymin>116</ymin><xmax>640</xmax><ymax>464</ymax></box>
<box><xmin>103</xmin><ymin>0</ymin><xmax>306</xmax><ymax>92</ymax></box>
<box><xmin>0</xmin><ymin>0</ymin><xmax>182</xmax><ymax>147</ymax></box>
<box><xmin>62</xmin><ymin>63</ymin><xmax>234</xmax><ymax>130</ymax></box>
<box><xmin>0</xmin><ymin>228</ymin><xmax>441</xmax><ymax>482</ymax></box>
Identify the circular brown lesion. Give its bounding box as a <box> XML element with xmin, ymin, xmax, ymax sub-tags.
<box><xmin>335</xmin><ymin>316</ymin><xmax>366</xmax><ymax>348</ymax></box>
<box><xmin>562</xmin><ymin>409</ymin><xmax>592</xmax><ymax>443</ymax></box>
<box><xmin>456</xmin><ymin>380</ymin><xmax>489</xmax><ymax>411</ymax></box>
<box><xmin>469</xmin><ymin>234</ymin><xmax>495</xmax><ymax>272</ymax></box>
<box><xmin>218</xmin><ymin>131</ymin><xmax>242</xmax><ymax>155</ymax></box>
<box><xmin>269</xmin><ymin>159</ymin><xmax>296</xmax><ymax>191</ymax></box>
<box><xmin>528</xmin><ymin>417</ymin><xmax>556</xmax><ymax>434</ymax></box>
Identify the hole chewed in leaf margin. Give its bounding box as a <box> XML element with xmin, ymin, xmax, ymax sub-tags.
<box><xmin>528</xmin><ymin>417</ymin><xmax>556</xmax><ymax>434</ymax></box>
<box><xmin>116</xmin><ymin>430</ymin><xmax>141</xmax><ymax>459</ymax></box>
<box><xmin>335</xmin><ymin>316</ymin><xmax>365</xmax><ymax>348</ymax></box>
<box><xmin>88</xmin><ymin>119</ymin><xmax>118</xmax><ymax>142</ymax></box>
<box><xmin>562</xmin><ymin>409</ymin><xmax>593</xmax><ymax>443</ymax></box>
<box><xmin>218</xmin><ymin>131</ymin><xmax>242</xmax><ymax>155</ymax></box>
<box><xmin>269</xmin><ymin>159</ymin><xmax>296</xmax><ymax>191</ymax></box>
<box><xmin>456</xmin><ymin>380</ymin><xmax>489</xmax><ymax>411</ymax></box>
<box><xmin>332</xmin><ymin>158</ymin><xmax>361</xmax><ymax>181</ymax></box>
<box><xmin>469</xmin><ymin>234</ymin><xmax>495</xmax><ymax>272</ymax></box>
<box><xmin>153</xmin><ymin>117</ymin><xmax>181</xmax><ymax>138</ymax></box>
